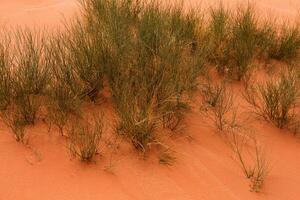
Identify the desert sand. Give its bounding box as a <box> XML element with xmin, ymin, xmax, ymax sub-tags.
<box><xmin>0</xmin><ymin>1</ymin><xmax>300</xmax><ymax>200</ymax></box>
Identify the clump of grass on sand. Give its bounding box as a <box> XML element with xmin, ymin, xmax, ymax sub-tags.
<box><xmin>268</xmin><ymin>23</ymin><xmax>300</xmax><ymax>61</ymax></box>
<box><xmin>200</xmin><ymin>79</ymin><xmax>235</xmax><ymax>131</ymax></box>
<box><xmin>228</xmin><ymin>129</ymin><xmax>269</xmax><ymax>192</ymax></box>
<box><xmin>10</xmin><ymin>29</ymin><xmax>49</xmax><ymax>125</ymax></box>
<box><xmin>45</xmin><ymin>33</ymin><xmax>83</xmax><ymax>136</ymax></box>
<box><xmin>68</xmin><ymin>114</ymin><xmax>104</xmax><ymax>162</ymax></box>
<box><xmin>244</xmin><ymin>70</ymin><xmax>300</xmax><ymax>129</ymax></box>
<box><xmin>82</xmin><ymin>0</ymin><xmax>207</xmax><ymax>152</ymax></box>
<box><xmin>0</xmin><ymin>30</ymin><xmax>12</xmax><ymax>111</ymax></box>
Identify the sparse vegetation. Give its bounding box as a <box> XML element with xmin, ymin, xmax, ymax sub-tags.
<box><xmin>0</xmin><ymin>30</ymin><xmax>12</xmax><ymax>111</ymax></box>
<box><xmin>1</xmin><ymin>110</ymin><xmax>27</xmax><ymax>143</ymax></box>
<box><xmin>81</xmin><ymin>0</ymin><xmax>207</xmax><ymax>152</ymax></box>
<box><xmin>201</xmin><ymin>79</ymin><xmax>235</xmax><ymax>131</ymax></box>
<box><xmin>208</xmin><ymin>4</ymin><xmax>231</xmax><ymax>73</ymax></box>
<box><xmin>208</xmin><ymin>5</ymin><xmax>260</xmax><ymax>80</ymax></box>
<box><xmin>45</xmin><ymin>34</ymin><xmax>82</xmax><ymax>136</ymax></box>
<box><xmin>2</xmin><ymin>3</ymin><xmax>300</xmax><ymax>195</ymax></box>
<box><xmin>159</xmin><ymin>148</ymin><xmax>176</xmax><ymax>165</ymax></box>
<box><xmin>269</xmin><ymin>23</ymin><xmax>300</xmax><ymax>61</ymax></box>
<box><xmin>63</xmin><ymin>18</ymin><xmax>105</xmax><ymax>102</ymax></box>
<box><xmin>10</xmin><ymin>29</ymin><xmax>49</xmax><ymax>125</ymax></box>
<box><xmin>228</xmin><ymin>129</ymin><xmax>269</xmax><ymax>192</ymax></box>
<box><xmin>68</xmin><ymin>114</ymin><xmax>103</xmax><ymax>162</ymax></box>
<box><xmin>244</xmin><ymin>70</ymin><xmax>300</xmax><ymax>129</ymax></box>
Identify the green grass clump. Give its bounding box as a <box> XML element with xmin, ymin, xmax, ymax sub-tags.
<box><xmin>244</xmin><ymin>71</ymin><xmax>300</xmax><ymax>129</ymax></box>
<box><xmin>68</xmin><ymin>114</ymin><xmax>103</xmax><ymax>162</ymax></box>
<box><xmin>208</xmin><ymin>4</ymin><xmax>231</xmax><ymax>73</ymax></box>
<box><xmin>63</xmin><ymin>18</ymin><xmax>105</xmax><ymax>102</ymax></box>
<box><xmin>9</xmin><ymin>29</ymin><xmax>49</xmax><ymax>125</ymax></box>
<box><xmin>1</xmin><ymin>110</ymin><xmax>27</xmax><ymax>142</ymax></box>
<box><xmin>255</xmin><ymin>20</ymin><xmax>276</xmax><ymax>60</ymax></box>
<box><xmin>269</xmin><ymin>23</ymin><xmax>300</xmax><ymax>61</ymax></box>
<box><xmin>0</xmin><ymin>30</ymin><xmax>12</xmax><ymax>111</ymax></box>
<box><xmin>227</xmin><ymin>6</ymin><xmax>259</xmax><ymax>81</ymax></box>
<box><xmin>201</xmin><ymin>79</ymin><xmax>235</xmax><ymax>131</ymax></box>
<box><xmin>45</xmin><ymin>33</ymin><xmax>83</xmax><ymax>135</ymax></box>
<box><xmin>83</xmin><ymin>0</ymin><xmax>206</xmax><ymax>151</ymax></box>
<box><xmin>208</xmin><ymin>5</ymin><xmax>280</xmax><ymax>80</ymax></box>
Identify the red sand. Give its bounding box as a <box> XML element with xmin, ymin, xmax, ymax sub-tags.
<box><xmin>0</xmin><ymin>1</ymin><xmax>300</xmax><ymax>200</ymax></box>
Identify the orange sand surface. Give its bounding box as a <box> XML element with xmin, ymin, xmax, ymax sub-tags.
<box><xmin>0</xmin><ymin>1</ymin><xmax>300</xmax><ymax>200</ymax></box>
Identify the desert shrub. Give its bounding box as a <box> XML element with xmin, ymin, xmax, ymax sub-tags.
<box><xmin>227</xmin><ymin>6</ymin><xmax>258</xmax><ymax>81</ymax></box>
<box><xmin>83</xmin><ymin>0</ymin><xmax>206</xmax><ymax>151</ymax></box>
<box><xmin>269</xmin><ymin>23</ymin><xmax>300</xmax><ymax>61</ymax></box>
<box><xmin>201</xmin><ymin>80</ymin><xmax>235</xmax><ymax>131</ymax></box>
<box><xmin>63</xmin><ymin>18</ymin><xmax>105</xmax><ymax>102</ymax></box>
<box><xmin>201</xmin><ymin>79</ymin><xmax>227</xmax><ymax>108</ymax></box>
<box><xmin>208</xmin><ymin>4</ymin><xmax>231</xmax><ymax>73</ymax></box>
<box><xmin>255</xmin><ymin>20</ymin><xmax>276</xmax><ymax>60</ymax></box>
<box><xmin>209</xmin><ymin>5</ymin><xmax>273</xmax><ymax>80</ymax></box>
<box><xmin>228</xmin><ymin>129</ymin><xmax>269</xmax><ymax>192</ymax></box>
<box><xmin>68</xmin><ymin>114</ymin><xmax>103</xmax><ymax>162</ymax></box>
<box><xmin>1</xmin><ymin>110</ymin><xmax>27</xmax><ymax>143</ymax></box>
<box><xmin>111</xmin><ymin>73</ymin><xmax>158</xmax><ymax>152</ymax></box>
<box><xmin>46</xmin><ymin>80</ymin><xmax>81</xmax><ymax>136</ymax></box>
<box><xmin>0</xmin><ymin>30</ymin><xmax>12</xmax><ymax>111</ymax></box>
<box><xmin>244</xmin><ymin>71</ymin><xmax>299</xmax><ymax>129</ymax></box>
<box><xmin>9</xmin><ymin>28</ymin><xmax>49</xmax><ymax>125</ymax></box>
<box><xmin>45</xmin><ymin>33</ymin><xmax>83</xmax><ymax>135</ymax></box>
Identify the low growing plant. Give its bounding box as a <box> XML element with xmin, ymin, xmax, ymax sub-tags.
<box><xmin>228</xmin><ymin>129</ymin><xmax>269</xmax><ymax>192</ymax></box>
<box><xmin>0</xmin><ymin>30</ymin><xmax>12</xmax><ymax>111</ymax></box>
<box><xmin>244</xmin><ymin>71</ymin><xmax>300</xmax><ymax>129</ymax></box>
<box><xmin>201</xmin><ymin>80</ymin><xmax>235</xmax><ymax>131</ymax></box>
<box><xmin>10</xmin><ymin>28</ymin><xmax>49</xmax><ymax>125</ymax></box>
<box><xmin>84</xmin><ymin>0</ymin><xmax>206</xmax><ymax>152</ymax></box>
<box><xmin>1</xmin><ymin>109</ymin><xmax>27</xmax><ymax>143</ymax></box>
<box><xmin>269</xmin><ymin>23</ymin><xmax>300</xmax><ymax>61</ymax></box>
<box><xmin>68</xmin><ymin>114</ymin><xmax>104</xmax><ymax>162</ymax></box>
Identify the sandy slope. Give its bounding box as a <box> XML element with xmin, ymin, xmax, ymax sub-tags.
<box><xmin>0</xmin><ymin>1</ymin><xmax>300</xmax><ymax>200</ymax></box>
<box><xmin>0</xmin><ymin>0</ymin><xmax>78</xmax><ymax>27</ymax></box>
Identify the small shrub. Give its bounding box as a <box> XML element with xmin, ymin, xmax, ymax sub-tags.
<box><xmin>209</xmin><ymin>5</ymin><xmax>261</xmax><ymax>81</ymax></box>
<box><xmin>208</xmin><ymin>4</ymin><xmax>231</xmax><ymax>73</ymax></box>
<box><xmin>269</xmin><ymin>23</ymin><xmax>300</xmax><ymax>61</ymax></box>
<box><xmin>1</xmin><ymin>110</ymin><xmax>27</xmax><ymax>143</ymax></box>
<box><xmin>10</xmin><ymin>29</ymin><xmax>49</xmax><ymax>125</ymax></box>
<box><xmin>244</xmin><ymin>71</ymin><xmax>299</xmax><ymax>129</ymax></box>
<box><xmin>229</xmin><ymin>130</ymin><xmax>269</xmax><ymax>192</ymax></box>
<box><xmin>255</xmin><ymin>19</ymin><xmax>276</xmax><ymax>60</ymax></box>
<box><xmin>228</xmin><ymin>5</ymin><xmax>258</xmax><ymax>81</ymax></box>
<box><xmin>45</xmin><ymin>33</ymin><xmax>84</xmax><ymax>135</ymax></box>
<box><xmin>201</xmin><ymin>80</ymin><xmax>234</xmax><ymax>131</ymax></box>
<box><xmin>63</xmin><ymin>18</ymin><xmax>105</xmax><ymax>102</ymax></box>
<box><xmin>249</xmin><ymin>144</ymin><xmax>269</xmax><ymax>192</ymax></box>
<box><xmin>68</xmin><ymin>115</ymin><xmax>103</xmax><ymax>162</ymax></box>
<box><xmin>201</xmin><ymin>79</ymin><xmax>227</xmax><ymax>108</ymax></box>
<box><xmin>114</xmin><ymin>80</ymin><xmax>158</xmax><ymax>152</ymax></box>
<box><xmin>84</xmin><ymin>0</ymin><xmax>206</xmax><ymax>152</ymax></box>
<box><xmin>0</xmin><ymin>30</ymin><xmax>12</xmax><ymax>111</ymax></box>
<box><xmin>47</xmin><ymin>81</ymin><xmax>81</xmax><ymax>136</ymax></box>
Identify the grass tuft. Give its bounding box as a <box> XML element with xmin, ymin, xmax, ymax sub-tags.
<box><xmin>68</xmin><ymin>114</ymin><xmax>103</xmax><ymax>162</ymax></box>
<box><xmin>244</xmin><ymin>70</ymin><xmax>300</xmax><ymax>129</ymax></box>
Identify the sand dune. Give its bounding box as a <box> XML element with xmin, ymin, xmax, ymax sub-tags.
<box><xmin>0</xmin><ymin>0</ymin><xmax>78</xmax><ymax>27</ymax></box>
<box><xmin>1</xmin><ymin>0</ymin><xmax>300</xmax><ymax>27</ymax></box>
<box><xmin>0</xmin><ymin>1</ymin><xmax>300</xmax><ymax>200</ymax></box>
